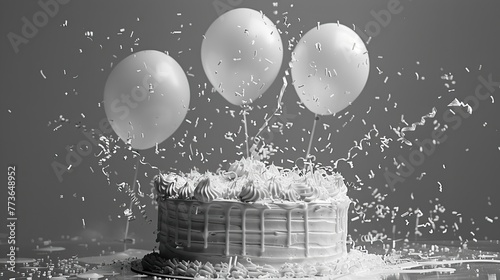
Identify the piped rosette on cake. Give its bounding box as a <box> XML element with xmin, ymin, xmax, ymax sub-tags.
<box><xmin>154</xmin><ymin>158</ymin><xmax>351</xmax><ymax>268</ymax></box>
<box><xmin>153</xmin><ymin>157</ymin><xmax>348</xmax><ymax>204</ymax></box>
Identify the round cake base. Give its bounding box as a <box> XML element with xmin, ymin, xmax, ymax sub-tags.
<box><xmin>133</xmin><ymin>249</ymin><xmax>390</xmax><ymax>279</ymax></box>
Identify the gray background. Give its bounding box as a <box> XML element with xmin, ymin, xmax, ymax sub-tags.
<box><xmin>1</xmin><ymin>0</ymin><xmax>499</xmax><ymax>251</ymax></box>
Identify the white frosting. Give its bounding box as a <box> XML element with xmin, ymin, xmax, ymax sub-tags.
<box><xmin>160</xmin><ymin>158</ymin><xmax>349</xmax><ymax>204</ymax></box>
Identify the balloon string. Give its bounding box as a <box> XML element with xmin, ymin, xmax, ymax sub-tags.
<box><xmin>124</xmin><ymin>154</ymin><xmax>140</xmax><ymax>251</ymax></box>
<box><xmin>254</xmin><ymin>75</ymin><xmax>287</xmax><ymax>140</ymax></box>
<box><xmin>254</xmin><ymin>108</ymin><xmax>277</xmax><ymax>140</ymax></box>
<box><xmin>242</xmin><ymin>109</ymin><xmax>250</xmax><ymax>158</ymax></box>
<box><xmin>306</xmin><ymin>114</ymin><xmax>318</xmax><ymax>159</ymax></box>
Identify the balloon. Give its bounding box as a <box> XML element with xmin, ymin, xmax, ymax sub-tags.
<box><xmin>291</xmin><ymin>23</ymin><xmax>370</xmax><ymax>115</ymax></box>
<box><xmin>103</xmin><ymin>50</ymin><xmax>190</xmax><ymax>150</ymax></box>
<box><xmin>201</xmin><ymin>8</ymin><xmax>283</xmax><ymax>106</ymax></box>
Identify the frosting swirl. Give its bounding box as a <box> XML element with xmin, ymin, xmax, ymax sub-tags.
<box><xmin>329</xmin><ymin>172</ymin><xmax>346</xmax><ymax>197</ymax></box>
<box><xmin>153</xmin><ymin>175</ymin><xmax>164</xmax><ymax>198</ymax></box>
<box><xmin>194</xmin><ymin>177</ymin><xmax>220</xmax><ymax>202</ymax></box>
<box><xmin>177</xmin><ymin>182</ymin><xmax>195</xmax><ymax>200</ymax></box>
<box><xmin>158</xmin><ymin>158</ymin><xmax>349</xmax><ymax>203</ymax></box>
<box><xmin>238</xmin><ymin>180</ymin><xmax>269</xmax><ymax>203</ymax></box>
<box><xmin>292</xmin><ymin>180</ymin><xmax>320</xmax><ymax>202</ymax></box>
<box><xmin>281</xmin><ymin>186</ymin><xmax>300</xmax><ymax>202</ymax></box>
<box><xmin>226</xmin><ymin>161</ymin><xmax>247</xmax><ymax>179</ymax></box>
<box><xmin>155</xmin><ymin>173</ymin><xmax>177</xmax><ymax>198</ymax></box>
<box><xmin>268</xmin><ymin>177</ymin><xmax>283</xmax><ymax>200</ymax></box>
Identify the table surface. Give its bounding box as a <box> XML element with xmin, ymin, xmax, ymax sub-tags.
<box><xmin>1</xmin><ymin>237</ymin><xmax>499</xmax><ymax>279</ymax></box>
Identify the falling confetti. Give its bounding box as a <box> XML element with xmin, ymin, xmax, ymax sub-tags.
<box><xmin>448</xmin><ymin>98</ymin><xmax>473</xmax><ymax>114</ymax></box>
<box><xmin>394</xmin><ymin>107</ymin><xmax>437</xmax><ymax>146</ymax></box>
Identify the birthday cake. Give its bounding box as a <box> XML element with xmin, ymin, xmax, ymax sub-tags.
<box><xmin>146</xmin><ymin>158</ymin><xmax>351</xmax><ymax>277</ymax></box>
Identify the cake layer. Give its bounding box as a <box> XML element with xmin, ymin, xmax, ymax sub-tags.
<box><xmin>165</xmin><ymin>217</ymin><xmax>340</xmax><ymax>234</ymax></box>
<box><xmin>158</xmin><ymin>198</ymin><xmax>350</xmax><ymax>265</ymax></box>
<box><xmin>166</xmin><ymin>228</ymin><xmax>344</xmax><ymax>247</ymax></box>
<box><xmin>160</xmin><ymin>233</ymin><xmax>343</xmax><ymax>257</ymax></box>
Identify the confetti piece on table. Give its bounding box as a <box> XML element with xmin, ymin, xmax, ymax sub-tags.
<box><xmin>34</xmin><ymin>246</ymin><xmax>66</xmax><ymax>252</ymax></box>
<box><xmin>0</xmin><ymin>258</ymin><xmax>36</xmax><ymax>264</ymax></box>
<box><xmin>76</xmin><ymin>272</ymin><xmax>104</xmax><ymax>279</ymax></box>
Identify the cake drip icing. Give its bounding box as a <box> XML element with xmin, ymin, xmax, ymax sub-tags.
<box><xmin>155</xmin><ymin>158</ymin><xmax>349</xmax><ymax>203</ymax></box>
<box><xmin>158</xmin><ymin>198</ymin><xmax>350</xmax><ymax>267</ymax></box>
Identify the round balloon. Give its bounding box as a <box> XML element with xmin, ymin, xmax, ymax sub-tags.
<box><xmin>291</xmin><ymin>23</ymin><xmax>370</xmax><ymax>115</ymax></box>
<box><xmin>201</xmin><ymin>8</ymin><xmax>283</xmax><ymax>106</ymax></box>
<box><xmin>103</xmin><ymin>50</ymin><xmax>190</xmax><ymax>150</ymax></box>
